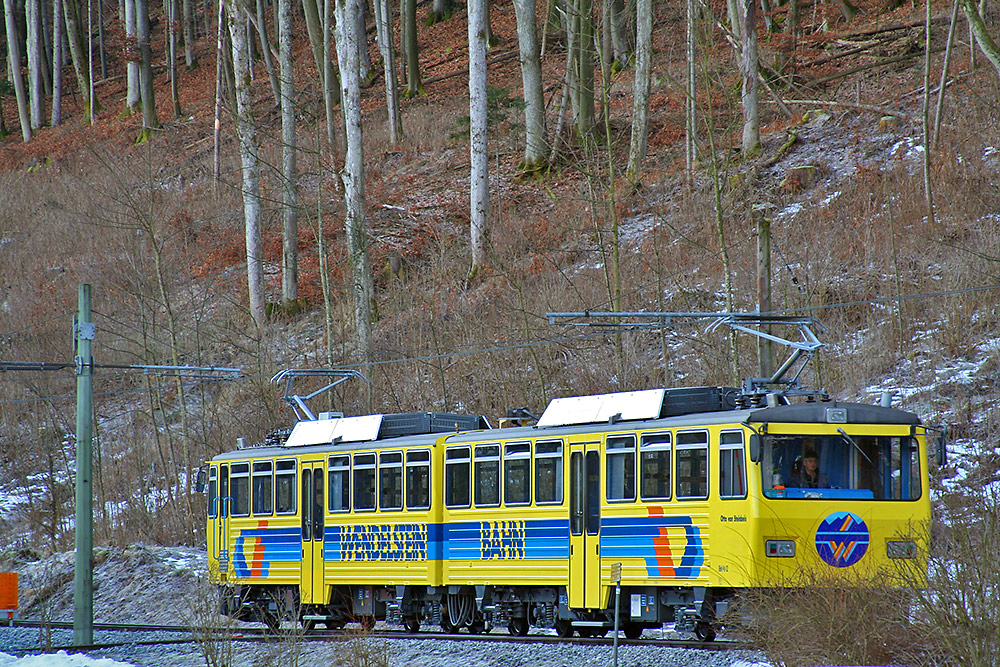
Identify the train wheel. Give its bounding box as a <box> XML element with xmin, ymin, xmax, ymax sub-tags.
<box><xmin>507</xmin><ymin>618</ymin><xmax>529</xmax><ymax>636</ymax></box>
<box><xmin>440</xmin><ymin>617</ymin><xmax>457</xmax><ymax>634</ymax></box>
<box><xmin>694</xmin><ymin>622</ymin><xmax>717</xmax><ymax>642</ymax></box>
<box><xmin>468</xmin><ymin>619</ymin><xmax>486</xmax><ymax>634</ymax></box>
<box><xmin>403</xmin><ymin>618</ymin><xmax>420</xmax><ymax>634</ymax></box>
<box><xmin>555</xmin><ymin>620</ymin><xmax>574</xmax><ymax>638</ymax></box>
<box><xmin>623</xmin><ymin>623</ymin><xmax>643</xmax><ymax>640</ymax></box>
<box><xmin>578</xmin><ymin>628</ymin><xmax>593</xmax><ymax>638</ymax></box>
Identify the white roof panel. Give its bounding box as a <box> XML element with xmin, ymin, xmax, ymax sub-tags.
<box><xmin>537</xmin><ymin>389</ymin><xmax>666</xmax><ymax>427</ymax></box>
<box><xmin>283</xmin><ymin>414</ymin><xmax>384</xmax><ymax>447</ymax></box>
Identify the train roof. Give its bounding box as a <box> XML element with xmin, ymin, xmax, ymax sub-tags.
<box><xmin>209</xmin><ymin>389</ymin><xmax>922</xmax><ymax>462</ymax></box>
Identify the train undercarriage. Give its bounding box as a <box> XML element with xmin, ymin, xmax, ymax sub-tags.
<box><xmin>218</xmin><ymin>583</ymin><xmax>727</xmax><ymax>641</ymax></box>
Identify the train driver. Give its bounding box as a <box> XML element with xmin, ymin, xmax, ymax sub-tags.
<box><xmin>793</xmin><ymin>446</ymin><xmax>829</xmax><ymax>488</ymax></box>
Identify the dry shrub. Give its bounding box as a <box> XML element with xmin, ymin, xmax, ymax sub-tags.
<box><xmin>730</xmin><ymin>569</ymin><xmax>935</xmax><ymax>667</ymax></box>
<box><xmin>732</xmin><ymin>490</ymin><xmax>1000</xmax><ymax>667</ymax></box>
<box><xmin>907</xmin><ymin>489</ymin><xmax>1000</xmax><ymax>667</ymax></box>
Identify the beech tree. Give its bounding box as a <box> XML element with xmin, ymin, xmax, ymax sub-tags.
<box><xmin>51</xmin><ymin>0</ymin><xmax>64</xmax><ymax>126</ymax></box>
<box><xmin>4</xmin><ymin>0</ymin><xmax>30</xmax><ymax>141</ymax></box>
<box><xmin>226</xmin><ymin>0</ymin><xmax>267</xmax><ymax>327</ymax></box>
<box><xmin>336</xmin><ymin>0</ymin><xmax>374</xmax><ymax>359</ymax></box>
<box><xmin>402</xmin><ymin>0</ymin><xmax>422</xmax><ymax>96</ymax></box>
<box><xmin>626</xmin><ymin>0</ymin><xmax>652</xmax><ymax>179</ymax></box>
<box><xmin>567</xmin><ymin>0</ymin><xmax>595</xmax><ymax>135</ymax></box>
<box><xmin>740</xmin><ymin>0</ymin><xmax>760</xmax><ymax>157</ymax></box>
<box><xmin>279</xmin><ymin>0</ymin><xmax>299</xmax><ymax>305</ymax></box>
<box><xmin>137</xmin><ymin>0</ymin><xmax>161</xmax><ymax>135</ymax></box>
<box><xmin>373</xmin><ymin>0</ymin><xmax>402</xmax><ymax>142</ymax></box>
<box><xmin>468</xmin><ymin>0</ymin><xmax>489</xmax><ymax>273</ymax></box>
<box><xmin>27</xmin><ymin>0</ymin><xmax>44</xmax><ymax>130</ymax></box>
<box><xmin>513</xmin><ymin>0</ymin><xmax>546</xmax><ymax>172</ymax></box>
<box><xmin>124</xmin><ymin>0</ymin><xmax>140</xmax><ymax>113</ymax></box>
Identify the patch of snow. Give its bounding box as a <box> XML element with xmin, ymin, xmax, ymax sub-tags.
<box><xmin>0</xmin><ymin>652</ymin><xmax>134</xmax><ymax>667</ymax></box>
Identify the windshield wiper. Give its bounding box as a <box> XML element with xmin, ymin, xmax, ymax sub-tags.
<box><xmin>837</xmin><ymin>427</ymin><xmax>874</xmax><ymax>465</ymax></box>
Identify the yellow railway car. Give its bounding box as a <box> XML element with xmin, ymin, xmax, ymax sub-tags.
<box><xmin>204</xmin><ymin>387</ymin><xmax>934</xmax><ymax>639</ymax></box>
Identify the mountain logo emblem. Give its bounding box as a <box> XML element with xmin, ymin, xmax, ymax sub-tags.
<box><xmin>815</xmin><ymin>511</ymin><xmax>869</xmax><ymax>568</ymax></box>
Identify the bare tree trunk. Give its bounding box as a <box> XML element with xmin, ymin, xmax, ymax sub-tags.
<box><xmin>226</xmin><ymin>0</ymin><xmax>267</xmax><ymax>327</ymax></box>
<box><xmin>254</xmin><ymin>0</ymin><xmax>281</xmax><ymax>106</ymax></box>
<box><xmin>213</xmin><ymin>0</ymin><xmax>224</xmax><ymax>188</ymax></box>
<box><xmin>568</xmin><ymin>0</ymin><xmax>594</xmax><ymax>135</ymax></box>
<box><xmin>608</xmin><ymin>0</ymin><xmax>628</xmax><ymax>66</ymax></box>
<box><xmin>301</xmin><ymin>0</ymin><xmax>338</xmax><ymax>143</ymax></box>
<box><xmin>963</xmin><ymin>0</ymin><xmax>1000</xmax><ymax>78</ymax></box>
<box><xmin>356</xmin><ymin>0</ymin><xmax>371</xmax><ymax>82</ymax></box>
<box><xmin>168</xmin><ymin>0</ymin><xmax>182</xmax><ymax>116</ymax></box>
<box><xmin>513</xmin><ymin>0</ymin><xmax>546</xmax><ymax>172</ymax></box>
<box><xmin>932</xmin><ymin>0</ymin><xmax>960</xmax><ymax>150</ymax></box>
<box><xmin>921</xmin><ymin>0</ymin><xmax>936</xmax><ymax>224</ymax></box>
<box><xmin>685</xmin><ymin>0</ymin><xmax>696</xmax><ymax>172</ymax></box>
<box><xmin>27</xmin><ymin>0</ymin><xmax>44</xmax><ymax>130</ymax></box>
<box><xmin>402</xmin><ymin>0</ymin><xmax>422</xmax><ymax>96</ymax></box>
<box><xmin>63</xmin><ymin>0</ymin><xmax>95</xmax><ymax>118</ymax></box>
<box><xmin>373</xmin><ymin>0</ymin><xmax>402</xmax><ymax>141</ymax></box>
<box><xmin>52</xmin><ymin>0</ymin><xmax>64</xmax><ymax>125</ymax></box>
<box><xmin>125</xmin><ymin>0</ymin><xmax>140</xmax><ymax>112</ymax></box>
<box><xmin>468</xmin><ymin>0</ymin><xmax>489</xmax><ymax>274</ymax></box>
<box><xmin>278</xmin><ymin>0</ymin><xmax>299</xmax><ymax>304</ymax></box>
<box><xmin>4</xmin><ymin>0</ymin><xmax>32</xmax><ymax>140</ymax></box>
<box><xmin>335</xmin><ymin>0</ymin><xmax>373</xmax><ymax>360</ymax></box>
<box><xmin>741</xmin><ymin>0</ymin><xmax>760</xmax><ymax>157</ymax></box>
<box><xmin>182</xmin><ymin>0</ymin><xmax>196</xmax><ymax>66</ymax></box>
<box><xmin>626</xmin><ymin>0</ymin><xmax>650</xmax><ymax>180</ymax></box>
<box><xmin>427</xmin><ymin>0</ymin><xmax>452</xmax><ymax>24</ymax></box>
<box><xmin>137</xmin><ymin>0</ymin><xmax>160</xmax><ymax>135</ymax></box>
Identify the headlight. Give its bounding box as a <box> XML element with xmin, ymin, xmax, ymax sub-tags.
<box><xmin>765</xmin><ymin>539</ymin><xmax>796</xmax><ymax>558</ymax></box>
<box><xmin>887</xmin><ymin>541</ymin><xmax>918</xmax><ymax>559</ymax></box>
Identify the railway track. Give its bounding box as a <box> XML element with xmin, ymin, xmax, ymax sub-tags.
<box><xmin>2</xmin><ymin>618</ymin><xmax>741</xmax><ymax>654</ymax></box>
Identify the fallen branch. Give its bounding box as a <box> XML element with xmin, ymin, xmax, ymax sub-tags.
<box><xmin>422</xmin><ymin>50</ymin><xmax>519</xmax><ymax>85</ymax></box>
<box><xmin>763</xmin><ymin>98</ymin><xmax>914</xmax><ymax>121</ymax></box>
<box><xmin>805</xmin><ymin>45</ymin><xmax>946</xmax><ymax>87</ymax></box>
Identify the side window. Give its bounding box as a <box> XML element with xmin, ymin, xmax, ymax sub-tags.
<box><xmin>720</xmin><ymin>431</ymin><xmax>747</xmax><ymax>499</ymax></box>
<box><xmin>353</xmin><ymin>453</ymin><xmax>376</xmax><ymax>512</ymax></box>
<box><xmin>606</xmin><ymin>435</ymin><xmax>636</xmax><ymax>502</ymax></box>
<box><xmin>380</xmin><ymin>452</ymin><xmax>403</xmax><ymax>511</ymax></box>
<box><xmin>230</xmin><ymin>463</ymin><xmax>250</xmax><ymax>516</ymax></box>
<box><xmin>252</xmin><ymin>461</ymin><xmax>274</xmax><ymax>516</ymax></box>
<box><xmin>535</xmin><ymin>441</ymin><xmax>563</xmax><ymax>504</ymax></box>
<box><xmin>406</xmin><ymin>450</ymin><xmax>431</xmax><ymax>510</ymax></box>
<box><xmin>208</xmin><ymin>466</ymin><xmax>218</xmax><ymax>518</ymax></box>
<box><xmin>445</xmin><ymin>447</ymin><xmax>472</xmax><ymax>508</ymax></box>
<box><xmin>328</xmin><ymin>455</ymin><xmax>350</xmax><ymax>512</ymax></box>
<box><xmin>676</xmin><ymin>431</ymin><xmax>709</xmax><ymax>499</ymax></box>
<box><xmin>475</xmin><ymin>444</ymin><xmax>500</xmax><ymax>507</ymax></box>
<box><xmin>275</xmin><ymin>459</ymin><xmax>296</xmax><ymax>514</ymax></box>
<box><xmin>640</xmin><ymin>432</ymin><xmax>671</xmax><ymax>501</ymax></box>
<box><xmin>504</xmin><ymin>442</ymin><xmax>531</xmax><ymax>505</ymax></box>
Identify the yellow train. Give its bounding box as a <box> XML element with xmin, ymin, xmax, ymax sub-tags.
<box><xmin>204</xmin><ymin>386</ymin><xmax>934</xmax><ymax>639</ymax></box>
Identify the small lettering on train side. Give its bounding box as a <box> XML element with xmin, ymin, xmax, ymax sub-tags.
<box><xmin>720</xmin><ymin>515</ymin><xmax>747</xmax><ymax>523</ymax></box>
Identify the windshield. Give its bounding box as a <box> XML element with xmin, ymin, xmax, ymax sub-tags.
<box><xmin>762</xmin><ymin>434</ymin><xmax>920</xmax><ymax>500</ymax></box>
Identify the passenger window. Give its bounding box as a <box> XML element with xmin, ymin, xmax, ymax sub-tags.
<box><xmin>353</xmin><ymin>453</ymin><xmax>376</xmax><ymax>512</ymax></box>
<box><xmin>445</xmin><ymin>447</ymin><xmax>472</xmax><ymax>508</ymax></box>
<box><xmin>275</xmin><ymin>459</ymin><xmax>296</xmax><ymax>514</ymax></box>
<box><xmin>504</xmin><ymin>442</ymin><xmax>531</xmax><ymax>505</ymax></box>
<box><xmin>230</xmin><ymin>463</ymin><xmax>250</xmax><ymax>516</ymax></box>
<box><xmin>328</xmin><ymin>455</ymin><xmax>350</xmax><ymax>512</ymax></box>
<box><xmin>252</xmin><ymin>461</ymin><xmax>274</xmax><ymax>515</ymax></box>
<box><xmin>719</xmin><ymin>431</ymin><xmax>747</xmax><ymax>499</ymax></box>
<box><xmin>676</xmin><ymin>431</ymin><xmax>708</xmax><ymax>499</ymax></box>
<box><xmin>406</xmin><ymin>450</ymin><xmax>431</xmax><ymax>510</ymax></box>
<box><xmin>606</xmin><ymin>435</ymin><xmax>636</xmax><ymax>502</ymax></box>
<box><xmin>535</xmin><ymin>441</ymin><xmax>563</xmax><ymax>504</ymax></box>
<box><xmin>640</xmin><ymin>433</ymin><xmax>671</xmax><ymax>501</ymax></box>
<box><xmin>475</xmin><ymin>444</ymin><xmax>500</xmax><ymax>507</ymax></box>
<box><xmin>380</xmin><ymin>452</ymin><xmax>403</xmax><ymax>511</ymax></box>
<box><xmin>208</xmin><ymin>466</ymin><xmax>218</xmax><ymax>518</ymax></box>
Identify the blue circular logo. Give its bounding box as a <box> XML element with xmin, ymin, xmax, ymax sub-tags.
<box><xmin>815</xmin><ymin>511</ymin><xmax>869</xmax><ymax>568</ymax></box>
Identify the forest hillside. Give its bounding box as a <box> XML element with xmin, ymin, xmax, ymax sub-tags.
<box><xmin>0</xmin><ymin>0</ymin><xmax>998</xmax><ymax>554</ymax></box>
